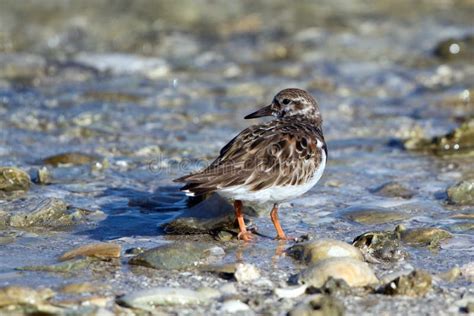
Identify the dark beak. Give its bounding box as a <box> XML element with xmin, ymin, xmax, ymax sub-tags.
<box><xmin>244</xmin><ymin>104</ymin><xmax>274</xmax><ymax>119</ymax></box>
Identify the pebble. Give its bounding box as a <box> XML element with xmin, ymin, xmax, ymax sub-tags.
<box><xmin>163</xmin><ymin>194</ymin><xmax>235</xmax><ymax>234</ymax></box>
<box><xmin>117</xmin><ymin>287</ymin><xmax>220</xmax><ymax>308</ymax></box>
<box><xmin>7</xmin><ymin>198</ymin><xmax>72</xmax><ymax>228</ymax></box>
<box><xmin>297</xmin><ymin>258</ymin><xmax>378</xmax><ymax>288</ymax></box>
<box><xmin>60</xmin><ymin>282</ymin><xmax>100</xmax><ymax>294</ymax></box>
<box><xmin>43</xmin><ymin>152</ymin><xmax>103</xmax><ymax>167</ymax></box>
<box><xmin>341</xmin><ymin>205</ymin><xmax>409</xmax><ymax>225</ymax></box>
<box><xmin>234</xmin><ymin>263</ymin><xmax>261</xmax><ymax>283</ymax></box>
<box><xmin>288</xmin><ymin>294</ymin><xmax>344</xmax><ymax>316</ymax></box>
<box><xmin>0</xmin><ymin>167</ymin><xmax>30</xmax><ymax>197</ymax></box>
<box><xmin>17</xmin><ymin>258</ymin><xmax>91</xmax><ymax>273</ymax></box>
<box><xmin>460</xmin><ymin>262</ymin><xmax>474</xmax><ymax>282</ymax></box>
<box><xmin>219</xmin><ymin>283</ymin><xmax>238</xmax><ymax>296</ymax></box>
<box><xmin>447</xmin><ymin>179</ymin><xmax>474</xmax><ymax>205</ymax></box>
<box><xmin>220</xmin><ymin>300</ymin><xmax>252</xmax><ymax>314</ymax></box>
<box><xmin>0</xmin><ymin>285</ymin><xmax>54</xmax><ymax>307</ymax></box>
<box><xmin>370</xmin><ymin>181</ymin><xmax>415</xmax><ymax>199</ymax></box>
<box><xmin>60</xmin><ymin>242</ymin><xmax>121</xmax><ymax>261</ymax></box>
<box><xmin>287</xmin><ymin>239</ymin><xmax>364</xmax><ymax>264</ymax></box>
<box><xmin>380</xmin><ymin>270</ymin><xmax>432</xmax><ymax>297</ymax></box>
<box><xmin>353</xmin><ymin>230</ymin><xmax>407</xmax><ymax>262</ymax></box>
<box><xmin>399</xmin><ymin>226</ymin><xmax>452</xmax><ymax>247</ymax></box>
<box><xmin>436</xmin><ymin>267</ymin><xmax>462</xmax><ymax>283</ymax></box>
<box><xmin>275</xmin><ymin>285</ymin><xmax>307</xmax><ymax>298</ymax></box>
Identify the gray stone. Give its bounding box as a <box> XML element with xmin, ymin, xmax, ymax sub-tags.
<box><xmin>129</xmin><ymin>242</ymin><xmax>224</xmax><ymax>270</ymax></box>
<box><xmin>288</xmin><ymin>294</ymin><xmax>344</xmax><ymax>316</ymax></box>
<box><xmin>297</xmin><ymin>258</ymin><xmax>378</xmax><ymax>288</ymax></box>
<box><xmin>447</xmin><ymin>179</ymin><xmax>474</xmax><ymax>205</ymax></box>
<box><xmin>0</xmin><ymin>167</ymin><xmax>30</xmax><ymax>198</ymax></box>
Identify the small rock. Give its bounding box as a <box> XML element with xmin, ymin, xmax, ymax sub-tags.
<box><xmin>17</xmin><ymin>258</ymin><xmax>91</xmax><ymax>273</ymax></box>
<box><xmin>341</xmin><ymin>206</ymin><xmax>409</xmax><ymax>225</ymax></box>
<box><xmin>275</xmin><ymin>285</ymin><xmax>307</xmax><ymax>298</ymax></box>
<box><xmin>234</xmin><ymin>263</ymin><xmax>260</xmax><ymax>283</ymax></box>
<box><xmin>60</xmin><ymin>282</ymin><xmax>99</xmax><ymax>294</ymax></box>
<box><xmin>353</xmin><ymin>230</ymin><xmax>407</xmax><ymax>262</ymax></box>
<box><xmin>460</xmin><ymin>262</ymin><xmax>474</xmax><ymax>282</ymax></box>
<box><xmin>220</xmin><ymin>300</ymin><xmax>252</xmax><ymax>314</ymax></box>
<box><xmin>163</xmin><ymin>194</ymin><xmax>235</xmax><ymax>234</ymax></box>
<box><xmin>447</xmin><ymin>179</ymin><xmax>474</xmax><ymax>206</ymax></box>
<box><xmin>117</xmin><ymin>287</ymin><xmax>220</xmax><ymax>308</ymax></box>
<box><xmin>297</xmin><ymin>258</ymin><xmax>378</xmax><ymax>288</ymax></box>
<box><xmin>125</xmin><ymin>247</ymin><xmax>144</xmax><ymax>255</ymax></box>
<box><xmin>305</xmin><ymin>277</ymin><xmax>352</xmax><ymax>296</ymax></box>
<box><xmin>0</xmin><ymin>167</ymin><xmax>30</xmax><ymax>197</ymax></box>
<box><xmin>436</xmin><ymin>267</ymin><xmax>461</xmax><ymax>283</ymax></box>
<box><xmin>405</xmin><ymin>118</ymin><xmax>474</xmax><ymax>156</ymax></box>
<box><xmin>398</xmin><ymin>226</ymin><xmax>452</xmax><ymax>248</ymax></box>
<box><xmin>60</xmin><ymin>242</ymin><xmax>121</xmax><ymax>261</ymax></box>
<box><xmin>287</xmin><ymin>239</ymin><xmax>364</xmax><ymax>264</ymax></box>
<box><xmin>219</xmin><ymin>283</ymin><xmax>238</xmax><ymax>296</ymax></box>
<box><xmin>34</xmin><ymin>166</ymin><xmax>52</xmax><ymax>184</ymax></box>
<box><xmin>380</xmin><ymin>270</ymin><xmax>432</xmax><ymax>297</ymax></box>
<box><xmin>43</xmin><ymin>152</ymin><xmax>103</xmax><ymax>167</ymax></box>
<box><xmin>288</xmin><ymin>294</ymin><xmax>344</xmax><ymax>316</ymax></box>
<box><xmin>0</xmin><ymin>285</ymin><xmax>54</xmax><ymax>307</ymax></box>
<box><xmin>434</xmin><ymin>35</ymin><xmax>474</xmax><ymax>61</ymax></box>
<box><xmin>129</xmin><ymin>242</ymin><xmax>224</xmax><ymax>270</ymax></box>
<box><xmin>370</xmin><ymin>182</ymin><xmax>414</xmax><ymax>199</ymax></box>
<box><xmin>7</xmin><ymin>198</ymin><xmax>73</xmax><ymax>228</ymax></box>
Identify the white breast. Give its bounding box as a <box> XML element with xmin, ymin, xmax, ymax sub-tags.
<box><xmin>218</xmin><ymin>149</ymin><xmax>326</xmax><ymax>203</ymax></box>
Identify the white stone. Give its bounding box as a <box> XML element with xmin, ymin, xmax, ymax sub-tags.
<box><xmin>234</xmin><ymin>263</ymin><xmax>261</xmax><ymax>283</ymax></box>
<box><xmin>220</xmin><ymin>300</ymin><xmax>252</xmax><ymax>314</ymax></box>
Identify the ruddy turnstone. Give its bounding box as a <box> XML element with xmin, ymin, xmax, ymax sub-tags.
<box><xmin>174</xmin><ymin>88</ymin><xmax>327</xmax><ymax>241</ymax></box>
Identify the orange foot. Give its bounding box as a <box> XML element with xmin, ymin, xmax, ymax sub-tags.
<box><xmin>238</xmin><ymin>231</ymin><xmax>254</xmax><ymax>242</ymax></box>
<box><xmin>275</xmin><ymin>235</ymin><xmax>297</xmax><ymax>241</ymax></box>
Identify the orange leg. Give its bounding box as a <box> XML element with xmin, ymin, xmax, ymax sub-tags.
<box><xmin>234</xmin><ymin>200</ymin><xmax>253</xmax><ymax>242</ymax></box>
<box><xmin>270</xmin><ymin>203</ymin><xmax>288</xmax><ymax>240</ymax></box>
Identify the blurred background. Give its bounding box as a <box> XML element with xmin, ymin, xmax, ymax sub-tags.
<box><xmin>0</xmin><ymin>1</ymin><xmax>473</xmax><ymax>314</ymax></box>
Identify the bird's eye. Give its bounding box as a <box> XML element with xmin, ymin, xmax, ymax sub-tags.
<box><xmin>282</xmin><ymin>99</ymin><xmax>291</xmax><ymax>105</ymax></box>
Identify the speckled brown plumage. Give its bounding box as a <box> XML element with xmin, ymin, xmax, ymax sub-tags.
<box><xmin>174</xmin><ymin>88</ymin><xmax>327</xmax><ymax>241</ymax></box>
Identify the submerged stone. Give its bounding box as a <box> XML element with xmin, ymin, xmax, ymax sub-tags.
<box><xmin>434</xmin><ymin>35</ymin><xmax>474</xmax><ymax>61</ymax></box>
<box><xmin>398</xmin><ymin>226</ymin><xmax>452</xmax><ymax>248</ymax></box>
<box><xmin>341</xmin><ymin>206</ymin><xmax>409</xmax><ymax>225</ymax></box>
<box><xmin>43</xmin><ymin>152</ymin><xmax>104</xmax><ymax>167</ymax></box>
<box><xmin>404</xmin><ymin>119</ymin><xmax>474</xmax><ymax>156</ymax></box>
<box><xmin>6</xmin><ymin>198</ymin><xmax>73</xmax><ymax>228</ymax></box>
<box><xmin>287</xmin><ymin>239</ymin><xmax>364</xmax><ymax>264</ymax></box>
<box><xmin>447</xmin><ymin>179</ymin><xmax>474</xmax><ymax>205</ymax></box>
<box><xmin>288</xmin><ymin>294</ymin><xmax>344</xmax><ymax>316</ymax></box>
<box><xmin>17</xmin><ymin>259</ymin><xmax>91</xmax><ymax>273</ymax></box>
<box><xmin>297</xmin><ymin>258</ymin><xmax>378</xmax><ymax>288</ymax></box>
<box><xmin>117</xmin><ymin>287</ymin><xmax>220</xmax><ymax>308</ymax></box>
<box><xmin>0</xmin><ymin>285</ymin><xmax>54</xmax><ymax>307</ymax></box>
<box><xmin>380</xmin><ymin>270</ymin><xmax>432</xmax><ymax>297</ymax></box>
<box><xmin>370</xmin><ymin>182</ymin><xmax>414</xmax><ymax>199</ymax></box>
<box><xmin>234</xmin><ymin>263</ymin><xmax>261</xmax><ymax>283</ymax></box>
<box><xmin>129</xmin><ymin>242</ymin><xmax>224</xmax><ymax>270</ymax></box>
<box><xmin>353</xmin><ymin>230</ymin><xmax>407</xmax><ymax>262</ymax></box>
<box><xmin>0</xmin><ymin>167</ymin><xmax>30</xmax><ymax>198</ymax></box>
<box><xmin>60</xmin><ymin>242</ymin><xmax>121</xmax><ymax>261</ymax></box>
<box><xmin>163</xmin><ymin>194</ymin><xmax>235</xmax><ymax>234</ymax></box>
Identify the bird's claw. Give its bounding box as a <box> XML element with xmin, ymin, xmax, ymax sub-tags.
<box><xmin>238</xmin><ymin>231</ymin><xmax>254</xmax><ymax>242</ymax></box>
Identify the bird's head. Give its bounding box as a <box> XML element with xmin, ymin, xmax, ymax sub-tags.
<box><xmin>244</xmin><ymin>88</ymin><xmax>321</xmax><ymax>122</ymax></box>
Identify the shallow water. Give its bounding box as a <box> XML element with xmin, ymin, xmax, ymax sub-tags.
<box><xmin>0</xmin><ymin>0</ymin><xmax>473</xmax><ymax>315</ymax></box>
